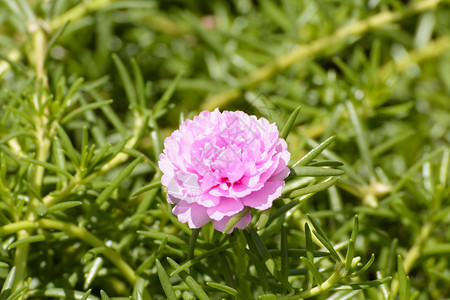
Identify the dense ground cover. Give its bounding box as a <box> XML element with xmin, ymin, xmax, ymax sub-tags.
<box><xmin>0</xmin><ymin>0</ymin><xmax>449</xmax><ymax>299</ymax></box>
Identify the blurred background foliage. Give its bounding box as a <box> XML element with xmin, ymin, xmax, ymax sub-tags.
<box><xmin>0</xmin><ymin>0</ymin><xmax>449</xmax><ymax>299</ymax></box>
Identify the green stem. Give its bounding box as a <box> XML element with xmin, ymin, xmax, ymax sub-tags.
<box><xmin>12</xmin><ymin>231</ymin><xmax>30</xmax><ymax>292</ymax></box>
<box><xmin>188</xmin><ymin>229</ymin><xmax>200</xmax><ymax>261</ymax></box>
<box><xmin>378</xmin><ymin>36</ymin><xmax>450</xmax><ymax>80</ymax></box>
<box><xmin>37</xmin><ymin>218</ymin><xmax>138</xmax><ymax>285</ymax></box>
<box><xmin>14</xmin><ymin>22</ymin><xmax>50</xmax><ymax>294</ymax></box>
<box><xmin>33</xmin><ymin>124</ymin><xmax>51</xmax><ymax>195</ymax></box>
<box><xmin>32</xmin><ymin>26</ymin><xmax>47</xmax><ymax>85</ymax></box>
<box><xmin>43</xmin><ymin>115</ymin><xmax>146</xmax><ymax>207</ymax></box>
<box><xmin>0</xmin><ymin>219</ymin><xmax>150</xmax><ymax>298</ymax></box>
<box><xmin>390</xmin><ymin>222</ymin><xmax>433</xmax><ymax>297</ymax></box>
<box><xmin>237</xmin><ymin>234</ymin><xmax>253</xmax><ymax>299</ymax></box>
<box><xmin>0</xmin><ymin>221</ymin><xmax>36</xmax><ymax>236</ymax></box>
<box><xmin>281</xmin><ymin>267</ymin><xmax>344</xmax><ymax>299</ymax></box>
<box><xmin>42</xmin><ymin>173</ymin><xmax>84</xmax><ymax>207</ymax></box>
<box><xmin>50</xmin><ymin>0</ymin><xmax>116</xmax><ymax>30</ymax></box>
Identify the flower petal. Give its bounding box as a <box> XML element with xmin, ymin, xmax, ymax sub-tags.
<box><xmin>173</xmin><ymin>201</ymin><xmax>210</xmax><ymax>228</ymax></box>
<box><xmin>241</xmin><ymin>181</ymin><xmax>284</xmax><ymax>210</ymax></box>
<box><xmin>159</xmin><ymin>109</ymin><xmax>291</xmax><ymax>233</ymax></box>
<box><xmin>207</xmin><ymin>197</ymin><xmax>244</xmax><ymax>221</ymax></box>
<box><xmin>213</xmin><ymin>212</ymin><xmax>252</xmax><ymax>233</ymax></box>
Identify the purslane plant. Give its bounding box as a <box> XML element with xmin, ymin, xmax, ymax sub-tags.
<box><xmin>1</xmin><ymin>0</ymin><xmax>449</xmax><ymax>299</ymax></box>
<box><xmin>0</xmin><ymin>54</ymin><xmax>386</xmax><ymax>299</ymax></box>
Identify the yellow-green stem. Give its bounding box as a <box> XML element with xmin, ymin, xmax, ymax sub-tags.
<box><xmin>0</xmin><ymin>221</ymin><xmax>36</xmax><ymax>236</ymax></box>
<box><xmin>280</xmin><ymin>267</ymin><xmax>344</xmax><ymax>299</ymax></box>
<box><xmin>11</xmin><ymin>231</ymin><xmax>29</xmax><ymax>292</ymax></box>
<box><xmin>13</xmin><ymin>22</ymin><xmax>50</xmax><ymax>295</ymax></box>
<box><xmin>50</xmin><ymin>0</ymin><xmax>115</xmax><ymax>30</ymax></box>
<box><xmin>37</xmin><ymin>219</ymin><xmax>138</xmax><ymax>285</ymax></box>
<box><xmin>202</xmin><ymin>0</ymin><xmax>442</xmax><ymax>110</ymax></box>
<box><xmin>33</xmin><ymin>126</ymin><xmax>50</xmax><ymax>195</ymax></box>
<box><xmin>390</xmin><ymin>222</ymin><xmax>433</xmax><ymax>297</ymax></box>
<box><xmin>43</xmin><ymin>115</ymin><xmax>146</xmax><ymax>207</ymax></box>
<box><xmin>32</xmin><ymin>27</ymin><xmax>47</xmax><ymax>85</ymax></box>
<box><xmin>0</xmin><ymin>219</ymin><xmax>149</xmax><ymax>297</ymax></box>
<box><xmin>378</xmin><ymin>35</ymin><xmax>450</xmax><ymax>80</ymax></box>
<box><xmin>0</xmin><ymin>219</ymin><xmax>138</xmax><ymax>284</ymax></box>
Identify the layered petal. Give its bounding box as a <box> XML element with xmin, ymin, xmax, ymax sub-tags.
<box><xmin>207</xmin><ymin>197</ymin><xmax>244</xmax><ymax>221</ymax></box>
<box><xmin>213</xmin><ymin>212</ymin><xmax>253</xmax><ymax>233</ymax></box>
<box><xmin>173</xmin><ymin>201</ymin><xmax>210</xmax><ymax>229</ymax></box>
<box><xmin>241</xmin><ymin>181</ymin><xmax>285</xmax><ymax>210</ymax></box>
<box><xmin>159</xmin><ymin>109</ymin><xmax>290</xmax><ymax>233</ymax></box>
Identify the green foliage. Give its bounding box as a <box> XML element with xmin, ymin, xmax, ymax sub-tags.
<box><xmin>0</xmin><ymin>0</ymin><xmax>449</xmax><ymax>299</ymax></box>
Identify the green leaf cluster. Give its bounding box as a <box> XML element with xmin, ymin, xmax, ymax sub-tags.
<box><xmin>0</xmin><ymin>0</ymin><xmax>449</xmax><ymax>299</ymax></box>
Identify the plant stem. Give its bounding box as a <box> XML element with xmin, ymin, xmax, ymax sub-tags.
<box><xmin>390</xmin><ymin>222</ymin><xmax>433</xmax><ymax>297</ymax></box>
<box><xmin>37</xmin><ymin>219</ymin><xmax>138</xmax><ymax>285</ymax></box>
<box><xmin>188</xmin><ymin>229</ymin><xmax>200</xmax><ymax>261</ymax></box>
<box><xmin>50</xmin><ymin>0</ymin><xmax>115</xmax><ymax>30</ymax></box>
<box><xmin>43</xmin><ymin>114</ymin><xmax>146</xmax><ymax>207</ymax></box>
<box><xmin>280</xmin><ymin>267</ymin><xmax>344</xmax><ymax>299</ymax></box>
<box><xmin>11</xmin><ymin>231</ymin><xmax>30</xmax><ymax>293</ymax></box>
<box><xmin>33</xmin><ymin>121</ymin><xmax>51</xmax><ymax>195</ymax></box>
<box><xmin>12</xmin><ymin>20</ymin><xmax>51</xmax><ymax>295</ymax></box>
<box><xmin>378</xmin><ymin>36</ymin><xmax>450</xmax><ymax>80</ymax></box>
<box><xmin>0</xmin><ymin>219</ymin><xmax>151</xmax><ymax>298</ymax></box>
<box><xmin>201</xmin><ymin>0</ymin><xmax>442</xmax><ymax>110</ymax></box>
<box><xmin>32</xmin><ymin>26</ymin><xmax>47</xmax><ymax>85</ymax></box>
<box><xmin>0</xmin><ymin>221</ymin><xmax>36</xmax><ymax>236</ymax></box>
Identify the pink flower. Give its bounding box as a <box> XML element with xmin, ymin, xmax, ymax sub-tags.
<box><xmin>158</xmin><ymin>109</ymin><xmax>290</xmax><ymax>233</ymax></box>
